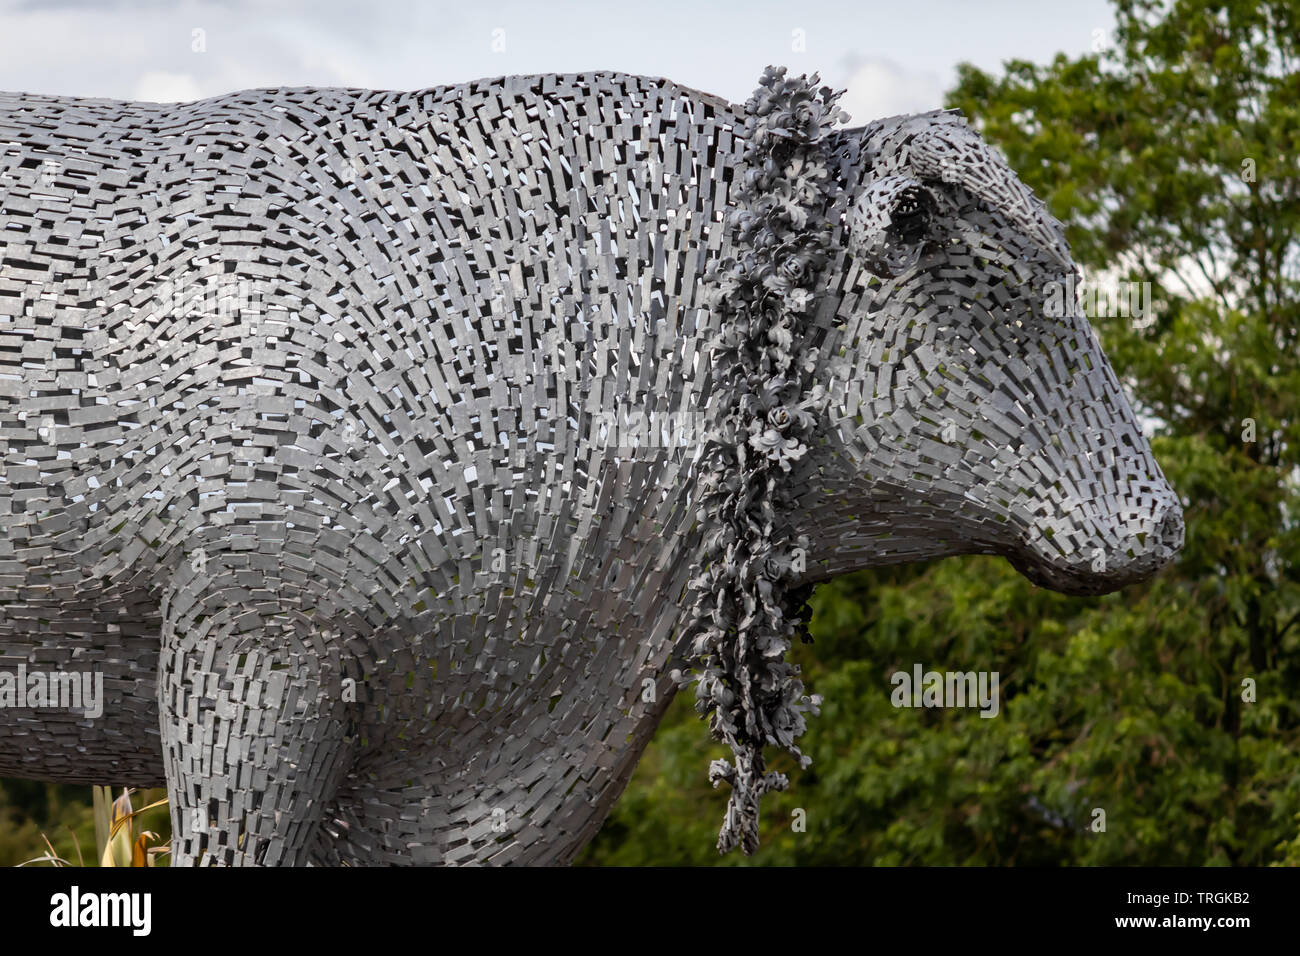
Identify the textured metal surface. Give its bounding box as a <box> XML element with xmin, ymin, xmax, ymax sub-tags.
<box><xmin>0</xmin><ymin>67</ymin><xmax>1182</xmax><ymax>864</ymax></box>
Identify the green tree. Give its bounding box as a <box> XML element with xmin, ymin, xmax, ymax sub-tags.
<box><xmin>0</xmin><ymin>781</ymin><xmax>97</xmax><ymax>867</ymax></box>
<box><xmin>582</xmin><ymin>0</ymin><xmax>1300</xmax><ymax>866</ymax></box>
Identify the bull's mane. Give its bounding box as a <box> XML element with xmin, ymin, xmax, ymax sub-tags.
<box><xmin>681</xmin><ymin>66</ymin><xmax>846</xmax><ymax>855</ymax></box>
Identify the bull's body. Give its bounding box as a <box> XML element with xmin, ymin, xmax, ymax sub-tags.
<box><xmin>0</xmin><ymin>71</ymin><xmax>1181</xmax><ymax>864</ymax></box>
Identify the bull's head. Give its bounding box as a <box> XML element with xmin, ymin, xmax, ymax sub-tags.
<box><xmin>800</xmin><ymin>110</ymin><xmax>1183</xmax><ymax>595</ymax></box>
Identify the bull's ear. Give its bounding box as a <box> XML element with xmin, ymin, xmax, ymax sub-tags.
<box><xmin>847</xmin><ymin>174</ymin><xmax>935</xmax><ymax>277</ymax></box>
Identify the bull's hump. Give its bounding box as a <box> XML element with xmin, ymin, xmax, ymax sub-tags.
<box><xmin>0</xmin><ymin>71</ymin><xmax>736</xmax><ymax>129</ymax></box>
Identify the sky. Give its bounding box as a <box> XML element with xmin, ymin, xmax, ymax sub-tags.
<box><xmin>0</xmin><ymin>0</ymin><xmax>1116</xmax><ymax>124</ymax></box>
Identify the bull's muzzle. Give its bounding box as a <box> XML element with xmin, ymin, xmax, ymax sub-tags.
<box><xmin>1013</xmin><ymin>491</ymin><xmax>1184</xmax><ymax>597</ymax></box>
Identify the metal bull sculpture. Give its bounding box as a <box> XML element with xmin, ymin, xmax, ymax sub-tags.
<box><xmin>0</xmin><ymin>66</ymin><xmax>1182</xmax><ymax>865</ymax></box>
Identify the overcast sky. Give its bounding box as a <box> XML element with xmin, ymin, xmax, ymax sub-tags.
<box><xmin>1</xmin><ymin>0</ymin><xmax>1115</xmax><ymax>123</ymax></box>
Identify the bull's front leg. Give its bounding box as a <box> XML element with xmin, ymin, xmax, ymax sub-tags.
<box><xmin>158</xmin><ymin>545</ymin><xmax>359</xmax><ymax>866</ymax></box>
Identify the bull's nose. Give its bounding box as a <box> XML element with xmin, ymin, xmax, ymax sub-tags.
<box><xmin>1109</xmin><ymin>494</ymin><xmax>1184</xmax><ymax>579</ymax></box>
<box><xmin>1125</xmin><ymin>497</ymin><xmax>1183</xmax><ymax>572</ymax></box>
<box><xmin>1155</xmin><ymin>503</ymin><xmax>1185</xmax><ymax>556</ymax></box>
<box><xmin>1012</xmin><ymin>494</ymin><xmax>1184</xmax><ymax>597</ymax></box>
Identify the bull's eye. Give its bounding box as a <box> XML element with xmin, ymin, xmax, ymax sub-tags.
<box><xmin>889</xmin><ymin>185</ymin><xmax>931</xmax><ymax>245</ymax></box>
<box><xmin>847</xmin><ymin>175</ymin><xmax>936</xmax><ymax>278</ymax></box>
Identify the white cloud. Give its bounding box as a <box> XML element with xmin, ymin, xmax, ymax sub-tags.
<box><xmin>838</xmin><ymin>57</ymin><xmax>945</xmax><ymax>127</ymax></box>
<box><xmin>133</xmin><ymin>70</ymin><xmax>203</xmax><ymax>103</ymax></box>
